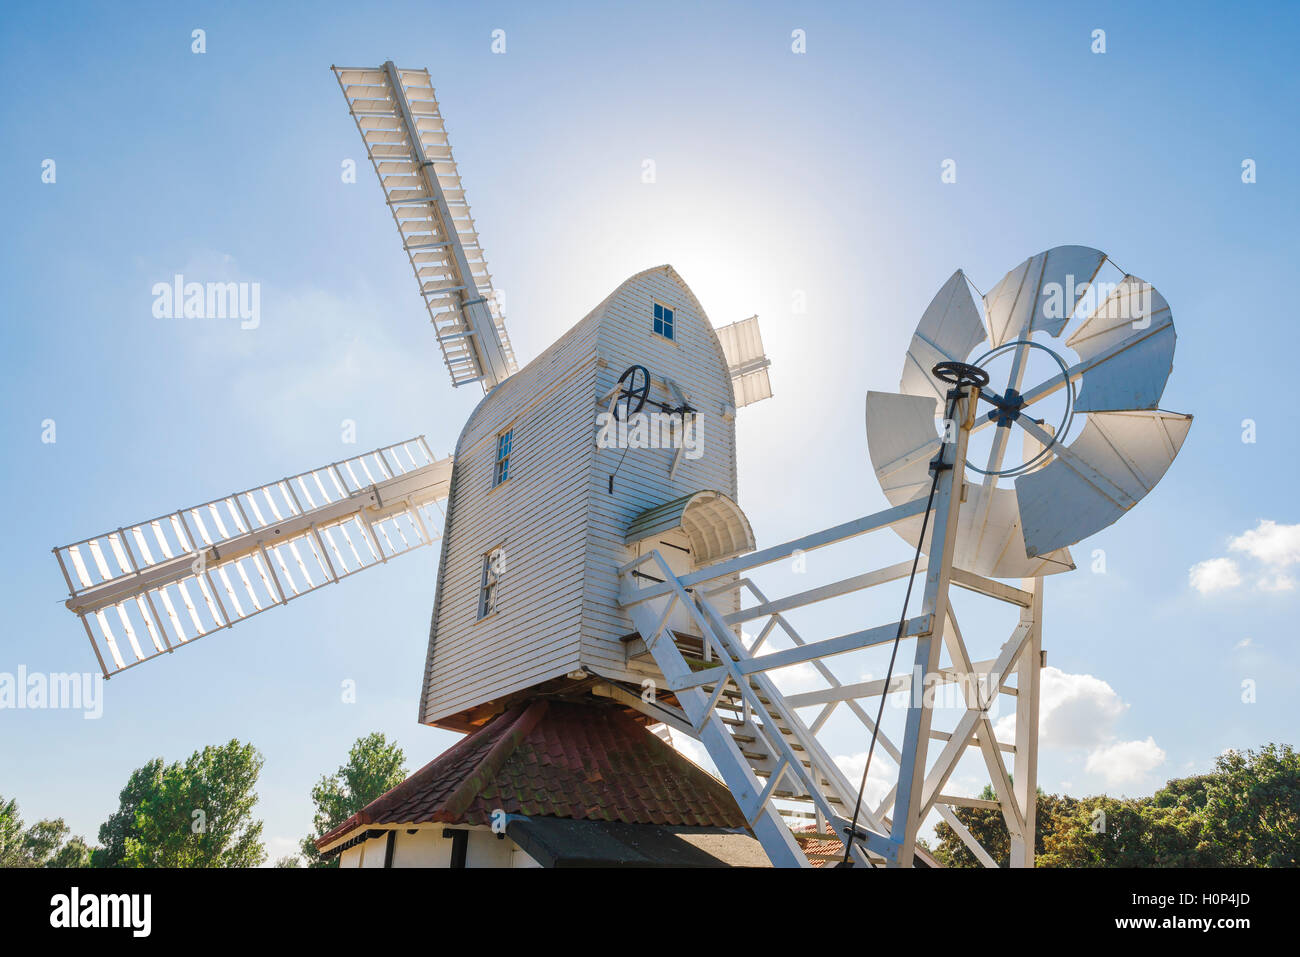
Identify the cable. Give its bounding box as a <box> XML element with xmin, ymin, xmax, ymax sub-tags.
<box><xmin>839</xmin><ymin>382</ymin><xmax>962</xmax><ymax>867</ymax></box>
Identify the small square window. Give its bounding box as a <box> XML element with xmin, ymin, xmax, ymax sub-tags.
<box><xmin>479</xmin><ymin>547</ymin><xmax>505</xmax><ymax>619</ymax></box>
<box><xmin>494</xmin><ymin>429</ymin><xmax>512</xmax><ymax>486</ymax></box>
<box><xmin>653</xmin><ymin>302</ymin><xmax>675</xmax><ymax>340</ymax></box>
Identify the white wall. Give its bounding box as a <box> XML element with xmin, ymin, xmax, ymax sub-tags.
<box><xmin>333</xmin><ymin>826</ymin><xmax>541</xmax><ymax>868</ymax></box>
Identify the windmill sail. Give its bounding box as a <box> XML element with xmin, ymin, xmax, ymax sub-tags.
<box><xmin>715</xmin><ymin>315</ymin><xmax>773</xmax><ymax>407</ymax></box>
<box><xmin>54</xmin><ymin>438</ymin><xmax>452</xmax><ymax>677</ymax></box>
<box><xmin>334</xmin><ymin>64</ymin><xmax>518</xmax><ymax>391</ymax></box>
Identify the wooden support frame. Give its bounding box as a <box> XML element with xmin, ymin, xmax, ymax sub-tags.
<box><xmin>617</xmin><ymin>380</ymin><xmax>1045</xmax><ymax>868</ymax></box>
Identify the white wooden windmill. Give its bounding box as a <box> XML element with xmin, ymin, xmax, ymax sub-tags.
<box><xmin>52</xmin><ymin>64</ymin><xmax>1190</xmax><ymax>868</ymax></box>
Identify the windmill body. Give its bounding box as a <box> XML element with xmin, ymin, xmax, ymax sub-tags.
<box><xmin>422</xmin><ymin>264</ymin><xmax>755</xmax><ymax>731</ymax></box>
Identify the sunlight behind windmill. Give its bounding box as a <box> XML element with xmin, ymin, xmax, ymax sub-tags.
<box><xmin>50</xmin><ymin>64</ymin><xmax>1185</xmax><ymax>870</ymax></box>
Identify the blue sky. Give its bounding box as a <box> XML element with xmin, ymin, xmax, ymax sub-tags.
<box><xmin>2</xmin><ymin>0</ymin><xmax>1297</xmax><ymax>859</ymax></box>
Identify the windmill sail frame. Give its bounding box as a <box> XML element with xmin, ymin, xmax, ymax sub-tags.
<box><xmin>54</xmin><ymin>438</ymin><xmax>452</xmax><ymax>677</ymax></box>
<box><xmin>334</xmin><ymin>63</ymin><xmax>517</xmax><ymax>390</ymax></box>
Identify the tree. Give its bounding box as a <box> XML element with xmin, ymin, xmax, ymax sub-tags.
<box><xmin>932</xmin><ymin>785</ymin><xmax>1077</xmax><ymax>867</ymax></box>
<box><xmin>1036</xmin><ymin>794</ymin><xmax>1215</xmax><ymax>867</ymax></box>
<box><xmin>22</xmin><ymin>818</ymin><xmax>71</xmax><ymax>866</ymax></box>
<box><xmin>932</xmin><ymin>744</ymin><xmax>1300</xmax><ymax>867</ymax></box>
<box><xmin>0</xmin><ymin>797</ymin><xmax>95</xmax><ymax>867</ymax></box>
<box><xmin>98</xmin><ymin>740</ymin><xmax>267</xmax><ymax>868</ymax></box>
<box><xmin>0</xmin><ymin>797</ymin><xmax>24</xmax><ymax>867</ymax></box>
<box><xmin>97</xmin><ymin>758</ymin><xmax>165</xmax><ymax>867</ymax></box>
<box><xmin>1201</xmin><ymin>743</ymin><xmax>1299</xmax><ymax>867</ymax></box>
<box><xmin>301</xmin><ymin>732</ymin><xmax>407</xmax><ymax>867</ymax></box>
<box><xmin>50</xmin><ymin>836</ymin><xmax>94</xmax><ymax>868</ymax></box>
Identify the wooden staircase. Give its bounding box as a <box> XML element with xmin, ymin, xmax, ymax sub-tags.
<box><xmin>620</xmin><ymin>549</ymin><xmax>898</xmax><ymax>867</ymax></box>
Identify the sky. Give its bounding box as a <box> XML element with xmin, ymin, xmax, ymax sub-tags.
<box><xmin>1</xmin><ymin>0</ymin><xmax>1297</xmax><ymax>861</ymax></box>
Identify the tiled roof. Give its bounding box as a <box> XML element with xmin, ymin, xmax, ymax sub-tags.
<box><xmin>317</xmin><ymin>699</ymin><xmax>747</xmax><ymax>849</ymax></box>
<box><xmin>794</xmin><ymin>825</ymin><xmax>845</xmax><ymax>867</ymax></box>
<box><xmin>792</xmin><ymin>824</ymin><xmax>939</xmax><ymax>868</ymax></box>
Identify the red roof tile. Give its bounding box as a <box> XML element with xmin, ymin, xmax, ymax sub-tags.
<box><xmin>795</xmin><ymin>829</ymin><xmax>846</xmax><ymax>867</ymax></box>
<box><xmin>317</xmin><ymin>699</ymin><xmax>747</xmax><ymax>849</ymax></box>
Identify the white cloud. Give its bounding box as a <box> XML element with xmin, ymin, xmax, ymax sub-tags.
<box><xmin>1235</xmin><ymin>637</ymin><xmax>1254</xmax><ymax>649</ymax></box>
<box><xmin>1229</xmin><ymin>520</ymin><xmax>1300</xmax><ymax>567</ymax></box>
<box><xmin>1189</xmin><ymin>557</ymin><xmax>1242</xmax><ymax>594</ymax></box>
<box><xmin>1191</xmin><ymin>520</ymin><xmax>1300</xmax><ymax>595</ymax></box>
<box><xmin>996</xmin><ymin>667</ymin><xmax>1165</xmax><ymax>793</ymax></box>
<box><xmin>1085</xmin><ymin>737</ymin><xmax>1167</xmax><ymax>788</ymax></box>
<box><xmin>995</xmin><ymin>666</ymin><xmax>1127</xmax><ymax>750</ymax></box>
<box><xmin>833</xmin><ymin>752</ymin><xmax>893</xmax><ymax>808</ymax></box>
<box><xmin>769</xmin><ymin>661</ymin><xmax>823</xmax><ymax>694</ymax></box>
<box><xmin>1257</xmin><ymin>573</ymin><xmax>1296</xmax><ymax>592</ymax></box>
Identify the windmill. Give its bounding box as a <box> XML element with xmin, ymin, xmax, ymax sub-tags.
<box><xmin>52</xmin><ymin>65</ymin><xmax>1188</xmax><ymax>868</ymax></box>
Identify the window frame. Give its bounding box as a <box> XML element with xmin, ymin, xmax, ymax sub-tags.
<box><xmin>652</xmin><ymin>300</ymin><xmax>676</xmax><ymax>341</ymax></box>
<box><xmin>478</xmin><ymin>546</ymin><xmax>505</xmax><ymax>620</ymax></box>
<box><xmin>493</xmin><ymin>427</ymin><xmax>513</xmax><ymax>487</ymax></box>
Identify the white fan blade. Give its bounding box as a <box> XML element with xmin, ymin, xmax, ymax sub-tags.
<box><xmin>865</xmin><ymin>391</ymin><xmax>1073</xmax><ymax>577</ymax></box>
<box><xmin>958</xmin><ymin>484</ymin><xmax>1074</xmax><ymax>578</ymax></box>
<box><xmin>900</xmin><ymin>270</ymin><xmax>988</xmax><ymax>404</ymax></box>
<box><xmin>983</xmin><ymin>245</ymin><xmax>1106</xmax><ymax>347</ymax></box>
<box><xmin>1065</xmin><ymin>275</ymin><xmax>1175</xmax><ymax>412</ymax></box>
<box><xmin>866</xmin><ymin>391</ymin><xmax>941</xmax><ymax>504</ymax></box>
<box><xmin>1016</xmin><ymin>410</ymin><xmax>1193</xmax><ymax>556</ymax></box>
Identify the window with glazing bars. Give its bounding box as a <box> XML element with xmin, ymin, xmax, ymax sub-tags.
<box><xmin>479</xmin><ymin>547</ymin><xmax>504</xmax><ymax>619</ymax></box>
<box><xmin>653</xmin><ymin>302</ymin><xmax>675</xmax><ymax>340</ymax></box>
<box><xmin>494</xmin><ymin>429</ymin><xmax>512</xmax><ymax>486</ymax></box>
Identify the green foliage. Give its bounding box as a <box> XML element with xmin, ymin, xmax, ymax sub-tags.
<box><xmin>1201</xmin><ymin>743</ymin><xmax>1299</xmax><ymax>866</ymax></box>
<box><xmin>49</xmin><ymin>835</ymin><xmax>95</xmax><ymax>868</ymax></box>
<box><xmin>931</xmin><ymin>785</ymin><xmax>1075</xmax><ymax>867</ymax></box>
<box><xmin>0</xmin><ymin>797</ymin><xmax>24</xmax><ymax>867</ymax></box>
<box><xmin>22</xmin><ymin>818</ymin><xmax>71</xmax><ymax>865</ymax></box>
<box><xmin>97</xmin><ymin>758</ymin><xmax>165</xmax><ymax>867</ymax></box>
<box><xmin>98</xmin><ymin>740</ymin><xmax>266</xmax><ymax>868</ymax></box>
<box><xmin>300</xmin><ymin>732</ymin><xmax>407</xmax><ymax>868</ymax></box>
<box><xmin>0</xmin><ymin>797</ymin><xmax>95</xmax><ymax>867</ymax></box>
<box><xmin>933</xmin><ymin>743</ymin><xmax>1298</xmax><ymax>867</ymax></box>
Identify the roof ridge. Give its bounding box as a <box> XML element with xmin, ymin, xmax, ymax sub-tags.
<box><xmin>441</xmin><ymin>698</ymin><xmax>550</xmax><ymax>821</ymax></box>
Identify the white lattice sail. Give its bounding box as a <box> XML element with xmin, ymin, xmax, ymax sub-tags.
<box><xmin>715</xmin><ymin>314</ymin><xmax>773</xmax><ymax>408</ymax></box>
<box><xmin>55</xmin><ymin>438</ymin><xmax>452</xmax><ymax>676</ymax></box>
<box><xmin>334</xmin><ymin>64</ymin><xmax>517</xmax><ymax>390</ymax></box>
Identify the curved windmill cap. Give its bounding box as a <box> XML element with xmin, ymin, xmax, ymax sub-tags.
<box><xmin>865</xmin><ymin>245</ymin><xmax>1193</xmax><ymax>580</ymax></box>
<box><xmin>626</xmin><ymin>491</ymin><xmax>756</xmax><ymax>565</ymax></box>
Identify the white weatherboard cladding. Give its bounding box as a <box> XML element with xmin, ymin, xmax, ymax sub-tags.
<box><xmin>584</xmin><ymin>267</ymin><xmax>740</xmax><ymax>683</ymax></box>
<box><xmin>419</xmin><ymin>266</ymin><xmax>745</xmax><ymax>725</ymax></box>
